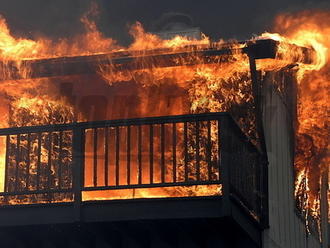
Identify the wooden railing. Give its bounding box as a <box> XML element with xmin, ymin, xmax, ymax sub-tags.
<box><xmin>0</xmin><ymin>113</ymin><xmax>267</xmax><ymax>227</ymax></box>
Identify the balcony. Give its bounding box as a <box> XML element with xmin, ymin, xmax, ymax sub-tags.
<box><xmin>0</xmin><ymin>112</ymin><xmax>267</xmax><ymax>244</ymax></box>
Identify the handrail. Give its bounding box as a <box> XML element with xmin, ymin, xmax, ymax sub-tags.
<box><xmin>0</xmin><ymin>112</ymin><xmax>230</xmax><ymax>135</ymax></box>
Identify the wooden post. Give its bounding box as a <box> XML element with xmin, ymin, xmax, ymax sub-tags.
<box><xmin>219</xmin><ymin>115</ymin><xmax>231</xmax><ymax>215</ymax></box>
<box><xmin>72</xmin><ymin>126</ymin><xmax>84</xmax><ymax>222</ymax></box>
<box><xmin>248</xmin><ymin>54</ymin><xmax>269</xmax><ymax>228</ymax></box>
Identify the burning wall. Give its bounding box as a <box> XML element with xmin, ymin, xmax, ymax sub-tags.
<box><xmin>271</xmin><ymin>10</ymin><xmax>329</xmax><ymax>221</ymax></box>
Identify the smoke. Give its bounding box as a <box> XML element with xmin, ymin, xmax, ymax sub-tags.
<box><xmin>0</xmin><ymin>0</ymin><xmax>329</xmax><ymax>44</ymax></box>
<box><xmin>0</xmin><ymin>0</ymin><xmax>91</xmax><ymax>38</ymax></box>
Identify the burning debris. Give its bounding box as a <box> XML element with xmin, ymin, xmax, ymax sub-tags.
<box><xmin>0</xmin><ymin>2</ymin><xmax>328</xmax><ymax>234</ymax></box>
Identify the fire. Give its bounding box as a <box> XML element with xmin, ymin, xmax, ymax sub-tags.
<box><xmin>100</xmin><ymin>9</ymin><xmax>330</xmax><ymax>226</ymax></box>
<box><xmin>268</xmin><ymin>10</ymin><xmax>329</xmax><ymax>223</ymax></box>
<box><xmin>128</xmin><ymin>22</ymin><xmax>210</xmax><ymax>51</ymax></box>
<box><xmin>0</xmin><ymin>18</ymin><xmax>39</xmax><ymax>60</ymax></box>
<box><xmin>0</xmin><ymin>2</ymin><xmax>327</xmax><ymax>228</ymax></box>
<box><xmin>0</xmin><ymin>13</ymin><xmax>226</xmax><ymax>202</ymax></box>
<box><xmin>100</xmin><ymin>24</ymin><xmax>255</xmax><ymax>141</ymax></box>
<box><xmin>82</xmin><ymin>185</ymin><xmax>222</xmax><ymax>201</ymax></box>
<box><xmin>0</xmin><ymin>3</ymin><xmax>119</xmax><ymax>62</ymax></box>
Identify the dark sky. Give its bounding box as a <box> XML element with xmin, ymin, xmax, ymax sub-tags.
<box><xmin>0</xmin><ymin>0</ymin><xmax>328</xmax><ymax>45</ymax></box>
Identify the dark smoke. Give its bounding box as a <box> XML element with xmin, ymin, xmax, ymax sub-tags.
<box><xmin>0</xmin><ymin>0</ymin><xmax>329</xmax><ymax>45</ymax></box>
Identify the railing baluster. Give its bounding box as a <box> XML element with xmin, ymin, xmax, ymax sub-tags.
<box><xmin>104</xmin><ymin>127</ymin><xmax>109</xmax><ymax>187</ymax></box>
<box><xmin>138</xmin><ymin>125</ymin><xmax>142</xmax><ymax>185</ymax></box>
<box><xmin>70</xmin><ymin>133</ymin><xmax>75</xmax><ymax>189</ymax></box>
<box><xmin>196</xmin><ymin>121</ymin><xmax>200</xmax><ymax>181</ymax></box>
<box><xmin>37</xmin><ymin>133</ymin><xmax>41</xmax><ymax>190</ymax></box>
<box><xmin>184</xmin><ymin>122</ymin><xmax>188</xmax><ymax>182</ymax></box>
<box><xmin>47</xmin><ymin>132</ymin><xmax>52</xmax><ymax>190</ymax></box>
<box><xmin>160</xmin><ymin>123</ymin><xmax>165</xmax><ymax>183</ymax></box>
<box><xmin>115</xmin><ymin>126</ymin><xmax>120</xmax><ymax>186</ymax></box>
<box><xmin>218</xmin><ymin>119</ymin><xmax>222</xmax><ymax>182</ymax></box>
<box><xmin>93</xmin><ymin>128</ymin><xmax>98</xmax><ymax>187</ymax></box>
<box><xmin>58</xmin><ymin>131</ymin><xmax>63</xmax><ymax>189</ymax></box>
<box><xmin>172</xmin><ymin>123</ymin><xmax>176</xmax><ymax>183</ymax></box>
<box><xmin>127</xmin><ymin>125</ymin><xmax>131</xmax><ymax>185</ymax></box>
<box><xmin>207</xmin><ymin>121</ymin><xmax>212</xmax><ymax>181</ymax></box>
<box><xmin>26</xmin><ymin>133</ymin><xmax>31</xmax><ymax>191</ymax></box>
<box><xmin>149</xmin><ymin>125</ymin><xmax>153</xmax><ymax>184</ymax></box>
<box><xmin>4</xmin><ymin>135</ymin><xmax>10</xmax><ymax>192</ymax></box>
<box><xmin>15</xmin><ymin>134</ymin><xmax>20</xmax><ymax>192</ymax></box>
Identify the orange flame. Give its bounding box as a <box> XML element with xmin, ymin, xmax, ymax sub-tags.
<box><xmin>0</xmin><ymin>3</ymin><xmax>327</xmax><ymax>225</ymax></box>
<box><xmin>268</xmin><ymin>10</ymin><xmax>329</xmax><ymax>223</ymax></box>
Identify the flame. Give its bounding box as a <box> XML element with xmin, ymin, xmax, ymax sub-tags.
<box><xmin>266</xmin><ymin>10</ymin><xmax>329</xmax><ymax>224</ymax></box>
<box><xmin>0</xmin><ymin>18</ymin><xmax>40</xmax><ymax>60</ymax></box>
<box><xmin>82</xmin><ymin>185</ymin><xmax>221</xmax><ymax>201</ymax></box>
<box><xmin>0</xmin><ymin>7</ymin><xmax>224</xmax><ymax>202</ymax></box>
<box><xmin>0</xmin><ymin>3</ymin><xmax>119</xmax><ymax>62</ymax></box>
<box><xmin>99</xmin><ymin>9</ymin><xmax>330</xmax><ymax>226</ymax></box>
<box><xmin>100</xmin><ymin>24</ymin><xmax>255</xmax><ymax>141</ymax></box>
<box><xmin>0</xmin><ymin>2</ymin><xmax>327</xmax><ymax>227</ymax></box>
<box><xmin>128</xmin><ymin>22</ymin><xmax>210</xmax><ymax>51</ymax></box>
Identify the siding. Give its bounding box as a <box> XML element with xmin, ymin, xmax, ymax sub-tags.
<box><xmin>261</xmin><ymin>72</ymin><xmax>322</xmax><ymax>248</ymax></box>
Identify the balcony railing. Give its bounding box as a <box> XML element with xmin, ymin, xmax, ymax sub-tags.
<box><xmin>0</xmin><ymin>112</ymin><xmax>267</xmax><ymax>227</ymax></box>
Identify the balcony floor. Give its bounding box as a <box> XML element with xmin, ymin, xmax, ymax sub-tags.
<box><xmin>0</xmin><ymin>195</ymin><xmax>261</xmax><ymax>246</ymax></box>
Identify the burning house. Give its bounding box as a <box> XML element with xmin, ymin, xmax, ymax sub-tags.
<box><xmin>0</xmin><ymin>4</ymin><xmax>328</xmax><ymax>248</ymax></box>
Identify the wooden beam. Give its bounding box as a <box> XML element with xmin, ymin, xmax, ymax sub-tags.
<box><xmin>0</xmin><ymin>39</ymin><xmax>313</xmax><ymax>81</ymax></box>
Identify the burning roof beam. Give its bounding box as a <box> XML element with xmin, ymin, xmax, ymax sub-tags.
<box><xmin>0</xmin><ymin>39</ymin><xmax>314</xmax><ymax>81</ymax></box>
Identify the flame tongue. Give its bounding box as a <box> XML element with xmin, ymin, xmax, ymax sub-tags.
<box><xmin>0</xmin><ymin>18</ymin><xmax>40</xmax><ymax>60</ymax></box>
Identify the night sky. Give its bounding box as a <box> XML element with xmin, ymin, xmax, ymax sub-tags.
<box><xmin>0</xmin><ymin>0</ymin><xmax>328</xmax><ymax>45</ymax></box>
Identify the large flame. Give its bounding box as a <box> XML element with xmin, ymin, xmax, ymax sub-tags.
<box><xmin>267</xmin><ymin>10</ymin><xmax>329</xmax><ymax>223</ymax></box>
<box><xmin>0</xmin><ymin>3</ymin><xmax>327</xmax><ymax>228</ymax></box>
